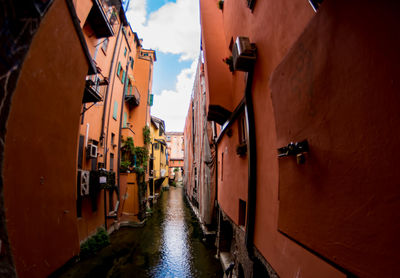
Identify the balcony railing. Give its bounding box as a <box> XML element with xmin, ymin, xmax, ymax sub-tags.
<box><xmin>82</xmin><ymin>74</ymin><xmax>108</xmax><ymax>103</ymax></box>
<box><xmin>125</xmin><ymin>85</ymin><xmax>141</xmax><ymax>107</ymax></box>
<box><xmin>87</xmin><ymin>0</ymin><xmax>117</xmax><ymax>38</ymax></box>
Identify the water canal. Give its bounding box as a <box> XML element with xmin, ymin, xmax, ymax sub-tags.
<box><xmin>54</xmin><ymin>186</ymin><xmax>222</xmax><ymax>278</ymax></box>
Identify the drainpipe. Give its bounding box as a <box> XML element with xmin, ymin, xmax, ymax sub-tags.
<box><xmin>102</xmin><ymin>24</ymin><xmax>123</xmax><ymax>231</ymax></box>
<box><xmin>214</xmin><ymin>130</ymin><xmax>219</xmax><ymax>257</ymax></box>
<box><xmin>244</xmin><ymin>69</ymin><xmax>256</xmax><ymax>258</ymax></box>
<box><xmin>100</xmin><ymin>25</ymin><xmax>122</xmax><ymax>163</ymax></box>
<box><xmin>117</xmin><ymin>62</ymin><xmax>130</xmax><ymax>202</ymax></box>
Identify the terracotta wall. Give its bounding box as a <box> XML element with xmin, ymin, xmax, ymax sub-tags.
<box><xmin>76</xmin><ymin>11</ymin><xmax>130</xmax><ymax>242</ymax></box>
<box><xmin>130</xmin><ymin>48</ymin><xmax>155</xmax><ymax>146</ymax></box>
<box><xmin>199</xmin><ymin>0</ymin><xmax>233</xmax><ymax>119</ymax></box>
<box><xmin>183</xmin><ymin>100</ymin><xmax>193</xmax><ymax>198</ymax></box>
<box><xmin>270</xmin><ymin>0</ymin><xmax>400</xmax><ymax>276</ymax></box>
<box><xmin>217</xmin><ymin>122</ymin><xmax>248</xmax><ymax>226</ymax></box>
<box><xmin>200</xmin><ymin>0</ymin><xmax>349</xmax><ymax>276</ymax></box>
<box><xmin>3</xmin><ymin>0</ymin><xmax>88</xmax><ymax>276</ymax></box>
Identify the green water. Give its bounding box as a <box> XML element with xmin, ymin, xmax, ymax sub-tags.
<box><xmin>54</xmin><ymin>186</ymin><xmax>222</xmax><ymax>278</ymax></box>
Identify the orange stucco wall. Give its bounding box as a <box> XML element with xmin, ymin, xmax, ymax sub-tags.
<box><xmin>74</xmin><ymin>0</ymin><xmax>92</xmax><ymax>28</ymax></box>
<box><xmin>77</xmin><ymin>23</ymin><xmax>131</xmax><ymax>240</ymax></box>
<box><xmin>3</xmin><ymin>0</ymin><xmax>88</xmax><ymax>276</ymax></box>
<box><xmin>119</xmin><ymin>47</ymin><xmax>155</xmax><ymax>221</ymax></box>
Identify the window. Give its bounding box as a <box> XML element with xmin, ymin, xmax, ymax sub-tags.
<box><xmin>121</xmin><ymin>69</ymin><xmax>125</xmax><ymax>84</ymax></box>
<box><xmin>123</xmin><ymin>112</ymin><xmax>127</xmax><ymax>128</ymax></box>
<box><xmin>129</xmin><ymin>56</ymin><xmax>134</xmax><ymax>69</ymax></box>
<box><xmin>78</xmin><ymin>135</ymin><xmax>84</xmax><ymax>169</ymax></box>
<box><xmin>117</xmin><ymin>62</ymin><xmax>122</xmax><ymax>77</ymax></box>
<box><xmin>239</xmin><ymin>199</ymin><xmax>246</xmax><ymax>226</ymax></box>
<box><xmin>128</xmin><ymin>84</ymin><xmax>133</xmax><ymax>95</ymax></box>
<box><xmin>161</xmin><ymin>145</ymin><xmax>164</xmax><ymax>153</ymax></box>
<box><xmin>117</xmin><ymin>62</ymin><xmax>125</xmax><ymax>83</ymax></box>
<box><xmin>111</xmin><ymin>133</ymin><xmax>115</xmax><ymax>145</ymax></box>
<box><xmin>124</xmin><ymin>47</ymin><xmax>127</xmax><ymax>57</ymax></box>
<box><xmin>238</xmin><ymin>113</ymin><xmax>247</xmax><ymax>144</ymax></box>
<box><xmin>155</xmin><ymin>143</ymin><xmax>159</xmax><ymax>150</ymax></box>
<box><xmin>113</xmin><ymin>101</ymin><xmax>118</xmax><ymax>120</ymax></box>
<box><xmin>110</xmin><ymin>153</ymin><xmax>114</xmax><ymax>171</ymax></box>
<box><xmin>101</xmin><ymin>38</ymin><xmax>109</xmax><ymax>53</ymax></box>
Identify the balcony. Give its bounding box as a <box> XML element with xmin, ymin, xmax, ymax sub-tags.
<box><xmin>125</xmin><ymin>85</ymin><xmax>141</xmax><ymax>107</ymax></box>
<box><xmin>207</xmin><ymin>105</ymin><xmax>231</xmax><ymax>125</ymax></box>
<box><xmin>83</xmin><ymin>74</ymin><xmax>108</xmax><ymax>103</ymax></box>
<box><xmin>86</xmin><ymin>0</ymin><xmax>117</xmax><ymax>38</ymax></box>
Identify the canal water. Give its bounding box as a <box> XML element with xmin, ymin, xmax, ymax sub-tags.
<box><xmin>55</xmin><ymin>186</ymin><xmax>222</xmax><ymax>278</ymax></box>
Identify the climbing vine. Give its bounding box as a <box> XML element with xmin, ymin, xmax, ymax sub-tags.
<box><xmin>143</xmin><ymin>126</ymin><xmax>151</xmax><ymax>146</ymax></box>
<box><xmin>120</xmin><ymin>134</ymin><xmax>150</xmax><ymax>220</ymax></box>
<box><xmin>120</xmin><ymin>137</ymin><xmax>149</xmax><ymax>174</ymax></box>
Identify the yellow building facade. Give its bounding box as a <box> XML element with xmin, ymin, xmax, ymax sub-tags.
<box><xmin>149</xmin><ymin>116</ymin><xmax>169</xmax><ymax>200</ymax></box>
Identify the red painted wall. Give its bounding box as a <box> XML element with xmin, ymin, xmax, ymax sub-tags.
<box><xmin>201</xmin><ymin>0</ymin><xmax>347</xmax><ymax>276</ymax></box>
<box><xmin>217</xmin><ymin>122</ymin><xmax>248</xmax><ymax>226</ymax></box>
<box><xmin>271</xmin><ymin>1</ymin><xmax>400</xmax><ymax>276</ymax></box>
<box><xmin>200</xmin><ymin>0</ymin><xmax>233</xmax><ymax>114</ymax></box>
<box><xmin>3</xmin><ymin>0</ymin><xmax>88</xmax><ymax>276</ymax></box>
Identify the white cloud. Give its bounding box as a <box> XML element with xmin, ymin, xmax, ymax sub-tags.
<box><xmin>126</xmin><ymin>0</ymin><xmax>200</xmax><ymax>131</ymax></box>
<box><xmin>126</xmin><ymin>0</ymin><xmax>147</xmax><ymax>27</ymax></box>
<box><xmin>151</xmin><ymin>60</ymin><xmax>198</xmax><ymax>131</ymax></box>
<box><xmin>127</xmin><ymin>0</ymin><xmax>200</xmax><ymax>61</ymax></box>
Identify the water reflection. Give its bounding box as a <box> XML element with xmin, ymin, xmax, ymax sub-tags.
<box><xmin>54</xmin><ymin>186</ymin><xmax>222</xmax><ymax>278</ymax></box>
<box><xmin>150</xmin><ymin>188</ymin><xmax>192</xmax><ymax>277</ymax></box>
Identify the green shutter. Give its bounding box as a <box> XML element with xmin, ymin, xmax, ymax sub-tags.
<box><xmin>129</xmin><ymin>85</ymin><xmax>133</xmax><ymax>95</ymax></box>
<box><xmin>123</xmin><ymin>112</ymin><xmax>127</xmax><ymax>128</ymax></box>
<box><xmin>117</xmin><ymin>62</ymin><xmax>121</xmax><ymax>77</ymax></box>
<box><xmin>113</xmin><ymin>101</ymin><xmax>118</xmax><ymax>120</ymax></box>
<box><xmin>121</xmin><ymin>70</ymin><xmax>125</xmax><ymax>84</ymax></box>
<box><xmin>149</xmin><ymin>94</ymin><xmax>154</xmax><ymax>106</ymax></box>
<box><xmin>124</xmin><ymin>47</ymin><xmax>127</xmax><ymax>57</ymax></box>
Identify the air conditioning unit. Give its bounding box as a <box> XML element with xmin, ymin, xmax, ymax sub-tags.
<box><xmin>232</xmin><ymin>36</ymin><xmax>256</xmax><ymax>72</ymax></box>
<box><xmin>87</xmin><ymin>143</ymin><xmax>98</xmax><ymax>158</ymax></box>
<box><xmin>78</xmin><ymin>170</ymin><xmax>90</xmax><ymax>196</ymax></box>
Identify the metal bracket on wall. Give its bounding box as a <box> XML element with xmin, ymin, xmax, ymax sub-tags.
<box><xmin>277</xmin><ymin>140</ymin><xmax>309</xmax><ymax>164</ymax></box>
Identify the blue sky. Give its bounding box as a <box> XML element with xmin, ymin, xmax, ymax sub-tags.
<box><xmin>152</xmin><ymin>52</ymin><xmax>192</xmax><ymax>95</ymax></box>
<box><xmin>126</xmin><ymin>0</ymin><xmax>200</xmax><ymax>131</ymax></box>
<box><xmin>147</xmin><ymin>0</ymin><xmax>175</xmax><ymax>13</ymax></box>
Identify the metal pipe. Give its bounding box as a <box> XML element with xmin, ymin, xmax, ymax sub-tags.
<box><xmin>100</xmin><ymin>24</ymin><xmax>122</xmax><ymax>160</ymax></box>
<box><xmin>104</xmin><ymin>189</ymin><xmax>107</xmax><ymax>230</ymax></box>
<box><xmin>102</xmin><ymin>19</ymin><xmax>123</xmax><ymax>232</ymax></box>
<box><xmin>244</xmin><ymin>69</ymin><xmax>256</xmax><ymax>257</ymax></box>
<box><xmin>116</xmin><ymin>61</ymin><xmax>130</xmax><ymax>202</ymax></box>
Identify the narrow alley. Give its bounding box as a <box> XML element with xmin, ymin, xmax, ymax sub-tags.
<box><xmin>54</xmin><ymin>185</ymin><xmax>222</xmax><ymax>278</ymax></box>
<box><xmin>2</xmin><ymin>0</ymin><xmax>400</xmax><ymax>277</ymax></box>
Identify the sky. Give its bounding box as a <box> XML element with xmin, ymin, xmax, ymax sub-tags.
<box><xmin>125</xmin><ymin>0</ymin><xmax>201</xmax><ymax>132</ymax></box>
